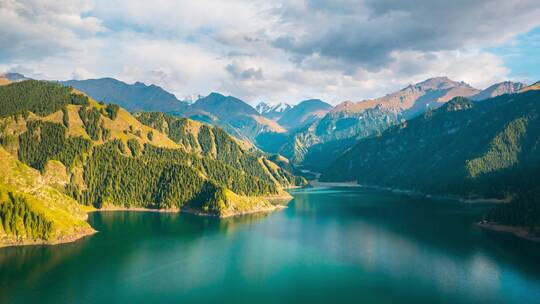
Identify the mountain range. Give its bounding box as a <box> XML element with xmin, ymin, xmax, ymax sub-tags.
<box><xmin>10</xmin><ymin>74</ymin><xmax>535</xmax><ymax>171</ymax></box>
<box><xmin>62</xmin><ymin>78</ymin><xmax>188</xmax><ymax>112</ymax></box>
<box><xmin>60</xmin><ymin>77</ymin><xmax>335</xmax><ymax>145</ymax></box>
<box><xmin>275</xmin><ymin>77</ymin><xmax>529</xmax><ymax>168</ymax></box>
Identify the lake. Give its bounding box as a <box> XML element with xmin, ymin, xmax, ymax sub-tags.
<box><xmin>1</xmin><ymin>187</ymin><xmax>540</xmax><ymax>303</ymax></box>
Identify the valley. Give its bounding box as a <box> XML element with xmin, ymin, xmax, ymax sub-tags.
<box><xmin>1</xmin><ymin>74</ymin><xmax>539</xmax><ymax>248</ymax></box>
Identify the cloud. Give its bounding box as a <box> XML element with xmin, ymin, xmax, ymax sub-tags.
<box><xmin>271</xmin><ymin>0</ymin><xmax>540</xmax><ymax>71</ymax></box>
<box><xmin>71</xmin><ymin>67</ymin><xmax>95</xmax><ymax>80</ymax></box>
<box><xmin>0</xmin><ymin>0</ymin><xmax>104</xmax><ymax>61</ymax></box>
<box><xmin>226</xmin><ymin>62</ymin><xmax>264</xmax><ymax>81</ymax></box>
<box><xmin>0</xmin><ymin>0</ymin><xmax>538</xmax><ymax>105</ymax></box>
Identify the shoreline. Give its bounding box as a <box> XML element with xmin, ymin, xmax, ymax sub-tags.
<box><xmin>91</xmin><ymin>191</ymin><xmax>292</xmax><ymax>217</ymax></box>
<box><xmin>181</xmin><ymin>205</ymin><xmax>287</xmax><ymax>218</ymax></box>
<box><xmin>1</xmin><ymin>194</ymin><xmax>292</xmax><ymax>249</ymax></box>
<box><xmin>477</xmin><ymin>222</ymin><xmax>540</xmax><ymax>243</ymax></box>
<box><xmin>0</xmin><ymin>227</ymin><xmax>96</xmax><ymax>249</ymax></box>
<box><xmin>309</xmin><ymin>180</ymin><xmax>509</xmax><ymax>204</ymax></box>
<box><xmin>309</xmin><ymin>180</ymin><xmax>361</xmax><ymax>188</ymax></box>
<box><xmin>92</xmin><ymin>203</ymin><xmax>288</xmax><ymax>218</ymax></box>
<box><xmin>90</xmin><ymin>206</ymin><xmax>180</xmax><ymax>213</ymax></box>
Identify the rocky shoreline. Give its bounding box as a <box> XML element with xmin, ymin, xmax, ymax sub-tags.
<box><xmin>181</xmin><ymin>204</ymin><xmax>287</xmax><ymax>218</ymax></box>
<box><xmin>0</xmin><ymin>226</ymin><xmax>96</xmax><ymax>249</ymax></box>
<box><xmin>477</xmin><ymin>222</ymin><xmax>540</xmax><ymax>243</ymax></box>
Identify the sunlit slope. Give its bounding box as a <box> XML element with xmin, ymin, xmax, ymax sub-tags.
<box><xmin>0</xmin><ymin>80</ymin><xmax>303</xmax><ymax>225</ymax></box>
<box><xmin>324</xmin><ymin>91</ymin><xmax>540</xmax><ymax>199</ymax></box>
<box><xmin>0</xmin><ymin>147</ymin><xmax>94</xmax><ymax>247</ymax></box>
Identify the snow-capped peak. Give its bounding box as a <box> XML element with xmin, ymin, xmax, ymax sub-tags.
<box><xmin>255</xmin><ymin>102</ymin><xmax>292</xmax><ymax>114</ymax></box>
<box><xmin>182</xmin><ymin>94</ymin><xmax>203</xmax><ymax>104</ymax></box>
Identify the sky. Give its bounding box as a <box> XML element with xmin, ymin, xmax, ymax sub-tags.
<box><xmin>1</xmin><ymin>0</ymin><xmax>540</xmax><ymax>105</ymax></box>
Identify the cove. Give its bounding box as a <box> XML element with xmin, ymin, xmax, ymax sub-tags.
<box><xmin>1</xmin><ymin>187</ymin><xmax>540</xmax><ymax>303</ymax></box>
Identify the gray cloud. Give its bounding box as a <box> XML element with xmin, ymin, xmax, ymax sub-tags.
<box><xmin>271</xmin><ymin>0</ymin><xmax>540</xmax><ymax>71</ymax></box>
<box><xmin>226</xmin><ymin>62</ymin><xmax>264</xmax><ymax>81</ymax></box>
<box><xmin>0</xmin><ymin>0</ymin><xmax>536</xmax><ymax>104</ymax></box>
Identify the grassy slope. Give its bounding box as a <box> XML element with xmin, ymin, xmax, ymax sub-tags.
<box><xmin>1</xmin><ymin>83</ymin><xmax>301</xmax><ymax>224</ymax></box>
<box><xmin>0</xmin><ymin>147</ymin><xmax>94</xmax><ymax>247</ymax></box>
<box><xmin>0</xmin><ymin>81</ymin><xmax>305</xmax><ymax>249</ymax></box>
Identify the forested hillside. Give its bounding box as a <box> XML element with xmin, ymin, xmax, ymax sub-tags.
<box><xmin>323</xmin><ymin>91</ymin><xmax>540</xmax><ymax>232</ymax></box>
<box><xmin>0</xmin><ymin>147</ymin><xmax>94</xmax><ymax>247</ymax></box>
<box><xmin>0</xmin><ymin>80</ymin><xmax>304</xmax><ymax>245</ymax></box>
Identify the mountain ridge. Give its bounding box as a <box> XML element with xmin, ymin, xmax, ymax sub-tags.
<box><xmin>62</xmin><ymin>78</ymin><xmax>188</xmax><ymax>112</ymax></box>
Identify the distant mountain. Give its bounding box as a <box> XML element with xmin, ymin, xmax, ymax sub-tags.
<box><xmin>182</xmin><ymin>94</ymin><xmax>203</xmax><ymax>104</ymax></box>
<box><xmin>189</xmin><ymin>92</ymin><xmax>259</xmax><ymax>118</ymax></box>
<box><xmin>256</xmin><ymin>102</ymin><xmax>292</xmax><ymax>120</ymax></box>
<box><xmin>0</xmin><ymin>72</ymin><xmax>31</xmax><ymax>86</ymax></box>
<box><xmin>278</xmin><ymin>77</ymin><xmax>480</xmax><ymax>167</ymax></box>
<box><xmin>174</xmin><ymin>92</ymin><xmax>286</xmax><ymax>141</ymax></box>
<box><xmin>2</xmin><ymin>72</ymin><xmax>31</xmax><ymax>82</ymax></box>
<box><xmin>277</xmin><ymin>99</ymin><xmax>332</xmax><ymax>130</ymax></box>
<box><xmin>471</xmin><ymin>81</ymin><xmax>527</xmax><ymax>100</ymax></box>
<box><xmin>519</xmin><ymin>81</ymin><xmax>540</xmax><ymax>93</ymax></box>
<box><xmin>62</xmin><ymin>78</ymin><xmax>188</xmax><ymax>112</ymax></box>
<box><xmin>332</xmin><ymin>77</ymin><xmax>479</xmax><ymax>118</ymax></box>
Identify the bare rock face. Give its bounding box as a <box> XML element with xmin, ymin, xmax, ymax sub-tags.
<box><xmin>519</xmin><ymin>81</ymin><xmax>540</xmax><ymax>93</ymax></box>
<box><xmin>43</xmin><ymin>160</ymin><xmax>70</xmax><ymax>186</ymax></box>
<box><xmin>331</xmin><ymin>77</ymin><xmax>480</xmax><ymax>119</ymax></box>
<box><xmin>256</xmin><ymin>102</ymin><xmax>293</xmax><ymax>120</ymax></box>
<box><xmin>471</xmin><ymin>81</ymin><xmax>527</xmax><ymax>100</ymax></box>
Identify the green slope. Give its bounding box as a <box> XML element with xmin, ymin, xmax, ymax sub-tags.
<box><xmin>0</xmin><ymin>80</ymin><xmax>305</xmax><ymax>245</ymax></box>
<box><xmin>0</xmin><ymin>147</ymin><xmax>94</xmax><ymax>247</ymax></box>
<box><xmin>323</xmin><ymin>91</ymin><xmax>540</xmax><ymax>231</ymax></box>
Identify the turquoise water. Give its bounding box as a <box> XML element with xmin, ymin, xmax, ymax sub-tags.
<box><xmin>1</xmin><ymin>187</ymin><xmax>540</xmax><ymax>303</ymax></box>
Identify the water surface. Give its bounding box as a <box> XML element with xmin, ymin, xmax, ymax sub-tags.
<box><xmin>1</xmin><ymin>187</ymin><xmax>540</xmax><ymax>303</ymax></box>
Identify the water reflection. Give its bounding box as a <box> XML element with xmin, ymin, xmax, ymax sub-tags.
<box><xmin>1</xmin><ymin>188</ymin><xmax>540</xmax><ymax>304</ymax></box>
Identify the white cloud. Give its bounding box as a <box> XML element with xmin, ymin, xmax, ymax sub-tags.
<box><xmin>0</xmin><ymin>0</ymin><xmax>538</xmax><ymax>105</ymax></box>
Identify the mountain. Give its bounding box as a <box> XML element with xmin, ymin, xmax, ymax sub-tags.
<box><xmin>62</xmin><ymin>78</ymin><xmax>188</xmax><ymax>112</ymax></box>
<box><xmin>277</xmin><ymin>99</ymin><xmax>332</xmax><ymax>130</ymax></box>
<box><xmin>471</xmin><ymin>81</ymin><xmax>527</xmax><ymax>100</ymax></box>
<box><xmin>2</xmin><ymin>72</ymin><xmax>31</xmax><ymax>82</ymax></box>
<box><xmin>0</xmin><ymin>80</ymin><xmax>304</xmax><ymax>246</ymax></box>
<box><xmin>61</xmin><ymin>78</ymin><xmax>287</xmax><ymax>145</ymax></box>
<box><xmin>323</xmin><ymin>90</ymin><xmax>540</xmax><ymax>233</ymax></box>
<box><xmin>174</xmin><ymin>92</ymin><xmax>286</xmax><ymax>141</ymax></box>
<box><xmin>278</xmin><ymin>77</ymin><xmax>480</xmax><ymax>167</ymax></box>
<box><xmin>256</xmin><ymin>102</ymin><xmax>293</xmax><ymax>120</ymax></box>
<box><xmin>519</xmin><ymin>81</ymin><xmax>540</xmax><ymax>93</ymax></box>
<box><xmin>190</xmin><ymin>92</ymin><xmax>259</xmax><ymax>118</ymax></box>
<box><xmin>0</xmin><ymin>72</ymin><xmax>31</xmax><ymax>86</ymax></box>
<box><xmin>323</xmin><ymin>90</ymin><xmax>539</xmax><ymax>197</ymax></box>
<box><xmin>332</xmin><ymin>77</ymin><xmax>480</xmax><ymax>119</ymax></box>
